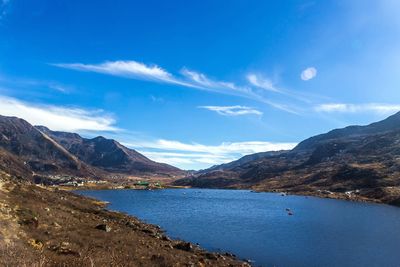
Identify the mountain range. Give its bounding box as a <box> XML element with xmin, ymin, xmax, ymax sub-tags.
<box><xmin>0</xmin><ymin>115</ymin><xmax>182</xmax><ymax>182</ymax></box>
<box><xmin>1</xmin><ymin>112</ymin><xmax>400</xmax><ymax>205</ymax></box>
<box><xmin>175</xmin><ymin>112</ymin><xmax>400</xmax><ymax>205</ymax></box>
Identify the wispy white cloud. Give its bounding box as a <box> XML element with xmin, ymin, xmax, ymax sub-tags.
<box><xmin>53</xmin><ymin>60</ymin><xmax>297</xmax><ymax>114</ymax></box>
<box><xmin>180</xmin><ymin>68</ymin><xmax>214</xmax><ymax>88</ymax></box>
<box><xmin>47</xmin><ymin>83</ymin><xmax>72</xmax><ymax>93</ymax></box>
<box><xmin>180</xmin><ymin>68</ymin><xmax>250</xmax><ymax>94</ymax></box>
<box><xmin>315</xmin><ymin>103</ymin><xmax>400</xmax><ymax>114</ymax></box>
<box><xmin>55</xmin><ymin>61</ymin><xmax>244</xmax><ymax>95</ymax></box>
<box><xmin>198</xmin><ymin>105</ymin><xmax>262</xmax><ymax>116</ymax></box>
<box><xmin>0</xmin><ymin>95</ymin><xmax>118</xmax><ymax>132</ymax></box>
<box><xmin>124</xmin><ymin>139</ymin><xmax>297</xmax><ymax>169</ymax></box>
<box><xmin>246</xmin><ymin>73</ymin><xmax>316</xmax><ymax>104</ymax></box>
<box><xmin>53</xmin><ymin>60</ymin><xmax>193</xmax><ymax>87</ymax></box>
<box><xmin>181</xmin><ymin>68</ymin><xmax>299</xmax><ymax>114</ymax></box>
<box><xmin>246</xmin><ymin>74</ymin><xmax>281</xmax><ymax>93</ymax></box>
<box><xmin>301</xmin><ymin>67</ymin><xmax>317</xmax><ymax>81</ymax></box>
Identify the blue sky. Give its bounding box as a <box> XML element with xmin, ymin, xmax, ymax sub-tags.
<box><xmin>1</xmin><ymin>0</ymin><xmax>400</xmax><ymax>170</ymax></box>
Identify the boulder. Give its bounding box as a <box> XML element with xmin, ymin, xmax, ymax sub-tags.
<box><xmin>95</xmin><ymin>224</ymin><xmax>111</xmax><ymax>232</ymax></box>
<box><xmin>173</xmin><ymin>241</ymin><xmax>193</xmax><ymax>252</ymax></box>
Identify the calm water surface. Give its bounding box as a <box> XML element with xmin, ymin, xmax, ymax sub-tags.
<box><xmin>76</xmin><ymin>189</ymin><xmax>400</xmax><ymax>267</ymax></box>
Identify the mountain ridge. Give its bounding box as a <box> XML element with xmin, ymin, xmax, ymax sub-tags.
<box><xmin>0</xmin><ymin>115</ymin><xmax>98</xmax><ymax>179</ymax></box>
<box><xmin>0</xmin><ymin>115</ymin><xmax>182</xmax><ymax>182</ymax></box>
<box><xmin>36</xmin><ymin>125</ymin><xmax>181</xmax><ymax>175</ymax></box>
<box><xmin>175</xmin><ymin>112</ymin><xmax>400</xmax><ymax>205</ymax></box>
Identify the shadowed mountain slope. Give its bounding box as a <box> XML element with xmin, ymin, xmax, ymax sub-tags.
<box><xmin>0</xmin><ymin>115</ymin><xmax>182</xmax><ymax>181</ymax></box>
<box><xmin>35</xmin><ymin>126</ymin><xmax>181</xmax><ymax>175</ymax></box>
<box><xmin>0</xmin><ymin>116</ymin><xmax>99</xmax><ymax>179</ymax></box>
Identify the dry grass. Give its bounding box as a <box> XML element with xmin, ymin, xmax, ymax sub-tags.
<box><xmin>0</xmin><ymin>177</ymin><xmax>249</xmax><ymax>267</ymax></box>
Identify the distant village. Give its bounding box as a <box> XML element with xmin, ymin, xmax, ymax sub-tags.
<box><xmin>33</xmin><ymin>174</ymin><xmax>164</xmax><ymax>190</ymax></box>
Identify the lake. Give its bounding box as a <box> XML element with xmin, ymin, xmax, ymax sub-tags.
<box><xmin>76</xmin><ymin>189</ymin><xmax>400</xmax><ymax>267</ymax></box>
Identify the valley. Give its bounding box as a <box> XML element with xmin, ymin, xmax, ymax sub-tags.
<box><xmin>1</xmin><ymin>112</ymin><xmax>400</xmax><ymax>265</ymax></box>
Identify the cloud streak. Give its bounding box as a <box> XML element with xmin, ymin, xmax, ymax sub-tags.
<box><xmin>0</xmin><ymin>95</ymin><xmax>118</xmax><ymax>132</ymax></box>
<box><xmin>54</xmin><ymin>60</ymin><xmax>298</xmax><ymax>114</ymax></box>
<box><xmin>52</xmin><ymin>60</ymin><xmax>193</xmax><ymax>87</ymax></box>
<box><xmin>315</xmin><ymin>103</ymin><xmax>400</xmax><ymax>114</ymax></box>
<box><xmin>198</xmin><ymin>105</ymin><xmax>262</xmax><ymax>116</ymax></box>
<box><xmin>246</xmin><ymin>74</ymin><xmax>281</xmax><ymax>93</ymax></box>
<box><xmin>246</xmin><ymin>73</ymin><xmax>316</xmax><ymax>105</ymax></box>
<box><xmin>182</xmin><ymin>69</ymin><xmax>299</xmax><ymax>114</ymax></box>
<box><xmin>180</xmin><ymin>68</ymin><xmax>251</xmax><ymax>95</ymax></box>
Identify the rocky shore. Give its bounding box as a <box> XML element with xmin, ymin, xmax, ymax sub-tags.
<box><xmin>252</xmin><ymin>186</ymin><xmax>400</xmax><ymax>206</ymax></box>
<box><xmin>0</xmin><ymin>174</ymin><xmax>249</xmax><ymax>266</ymax></box>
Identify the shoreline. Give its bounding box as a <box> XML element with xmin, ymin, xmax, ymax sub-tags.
<box><xmin>259</xmin><ymin>189</ymin><xmax>383</xmax><ymax>204</ymax></box>
<box><xmin>2</xmin><ymin>176</ymin><xmax>399</xmax><ymax>266</ymax></box>
<box><xmin>69</xmin><ymin>183</ymin><xmax>399</xmax><ymax>207</ymax></box>
<box><xmin>0</xmin><ymin>176</ymin><xmax>250</xmax><ymax>266</ymax></box>
<box><xmin>182</xmin><ymin>185</ymin><xmax>400</xmax><ymax>207</ymax></box>
<box><xmin>260</xmin><ymin>188</ymin><xmax>400</xmax><ymax>207</ymax></box>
